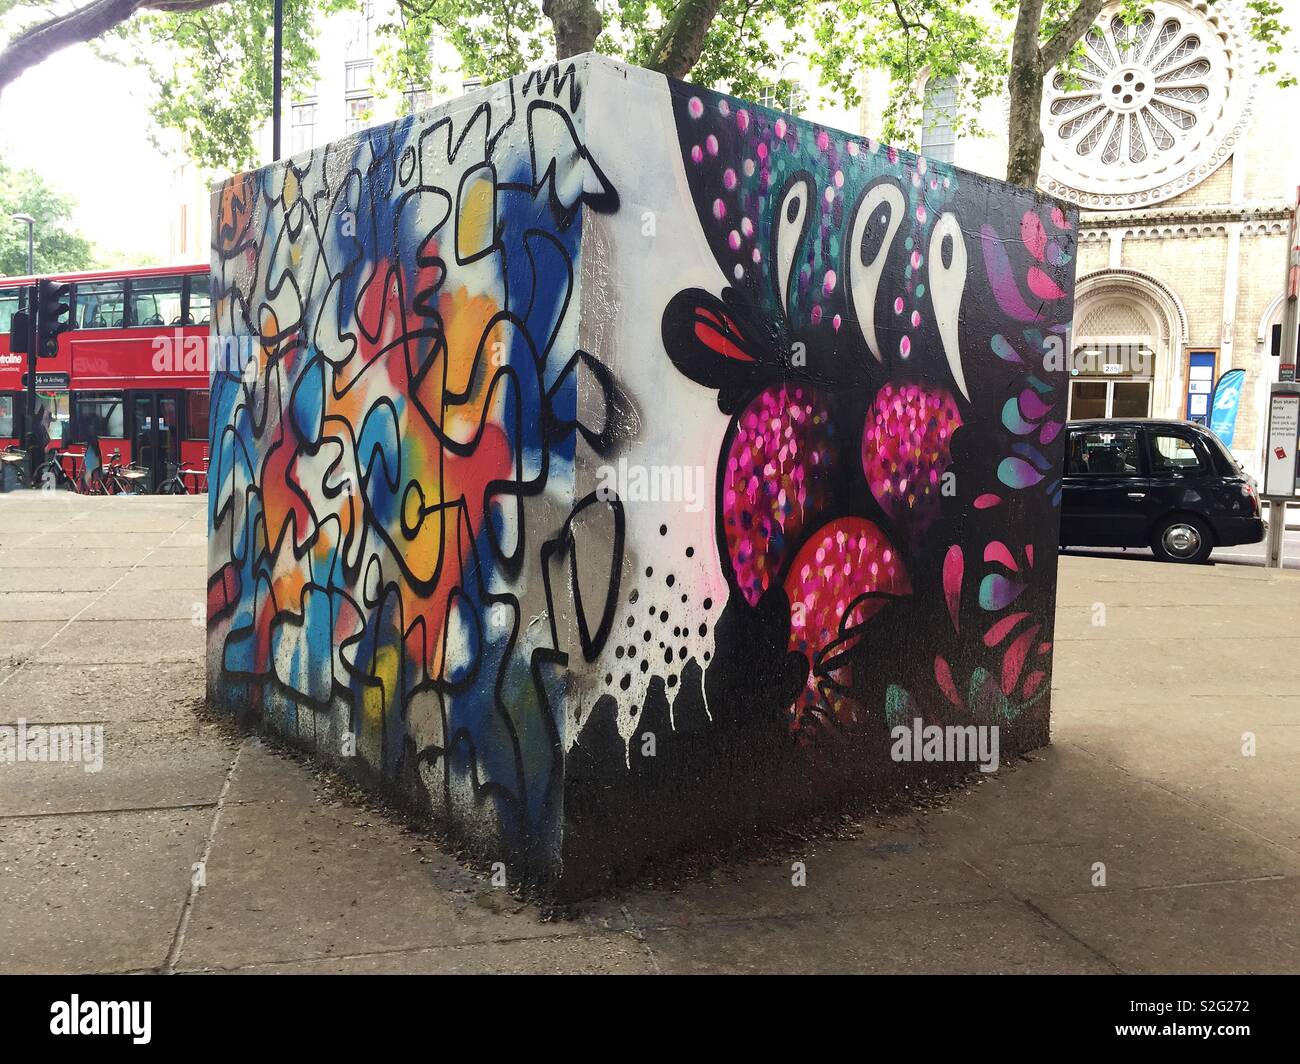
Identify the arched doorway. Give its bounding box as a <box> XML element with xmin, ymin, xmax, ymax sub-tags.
<box><xmin>1069</xmin><ymin>269</ymin><xmax>1189</xmax><ymax>421</ymax></box>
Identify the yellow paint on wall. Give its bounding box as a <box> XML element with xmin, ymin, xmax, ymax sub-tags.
<box><xmin>457</xmin><ymin>175</ymin><xmax>494</xmax><ymax>260</ymax></box>
<box><xmin>363</xmin><ymin>643</ymin><xmax>400</xmax><ymax>739</ymax></box>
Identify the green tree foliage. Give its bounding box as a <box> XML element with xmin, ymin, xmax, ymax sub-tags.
<box><xmin>127</xmin><ymin>0</ymin><xmax>355</xmax><ymax>172</ymax></box>
<box><xmin>0</xmin><ymin>160</ymin><xmax>96</xmax><ymax>278</ymax></box>
<box><xmin>2</xmin><ymin>0</ymin><xmax>1294</xmax><ymax>184</ymax></box>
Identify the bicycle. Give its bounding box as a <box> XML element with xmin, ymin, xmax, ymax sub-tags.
<box><xmin>157</xmin><ymin>461</ymin><xmax>189</xmax><ymax>495</ymax></box>
<box><xmin>0</xmin><ymin>445</ymin><xmax>29</xmax><ymax>489</ymax></box>
<box><xmin>84</xmin><ymin>449</ymin><xmax>148</xmax><ymax>495</ymax></box>
<box><xmin>32</xmin><ymin>451</ymin><xmax>79</xmax><ymax>492</ymax></box>
<box><xmin>1</xmin><ymin>446</ymin><xmax>79</xmax><ymax>492</ymax></box>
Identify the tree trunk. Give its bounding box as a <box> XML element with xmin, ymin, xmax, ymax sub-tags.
<box><xmin>645</xmin><ymin>0</ymin><xmax>726</xmax><ymax>79</ymax></box>
<box><xmin>1006</xmin><ymin>0</ymin><xmax>1046</xmax><ymax>188</ymax></box>
<box><xmin>1007</xmin><ymin>0</ymin><xmax>1107</xmax><ymax>188</ymax></box>
<box><xmin>544</xmin><ymin>0</ymin><xmax>604</xmax><ymax>60</ymax></box>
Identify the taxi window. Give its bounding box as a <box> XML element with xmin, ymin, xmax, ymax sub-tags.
<box><xmin>1149</xmin><ymin>432</ymin><xmax>1205</xmax><ymax>474</ymax></box>
<box><xmin>1066</xmin><ymin>429</ymin><xmax>1140</xmax><ymax>476</ymax></box>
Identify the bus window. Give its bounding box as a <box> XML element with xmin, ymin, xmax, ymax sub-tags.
<box><xmin>73</xmin><ymin>392</ymin><xmax>125</xmax><ymax>440</ymax></box>
<box><xmin>185</xmin><ymin>274</ymin><xmax>211</xmax><ymax>326</ymax></box>
<box><xmin>41</xmin><ymin>392</ymin><xmax>70</xmax><ymax>442</ymax></box>
<box><xmin>77</xmin><ymin>281</ymin><xmax>127</xmax><ymax>329</ymax></box>
<box><xmin>0</xmin><ymin>291</ymin><xmax>21</xmax><ymax>336</ymax></box>
<box><xmin>0</xmin><ymin>395</ymin><xmax>15</xmax><ymax>438</ymax></box>
<box><xmin>186</xmin><ymin>389</ymin><xmax>210</xmax><ymax>440</ymax></box>
<box><xmin>130</xmin><ymin>275</ymin><xmax>184</xmax><ymax>327</ymax></box>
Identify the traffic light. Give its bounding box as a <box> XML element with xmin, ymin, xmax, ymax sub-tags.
<box><xmin>36</xmin><ymin>278</ymin><xmax>71</xmax><ymax>358</ymax></box>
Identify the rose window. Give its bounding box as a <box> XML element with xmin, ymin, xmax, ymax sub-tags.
<box><xmin>1039</xmin><ymin>1</ymin><xmax>1253</xmax><ymax>209</ymax></box>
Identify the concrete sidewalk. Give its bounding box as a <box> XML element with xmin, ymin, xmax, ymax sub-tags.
<box><xmin>1</xmin><ymin>493</ymin><xmax>1297</xmax><ymax>974</ymax></box>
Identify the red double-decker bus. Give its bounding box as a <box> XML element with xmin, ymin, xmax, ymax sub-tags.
<box><xmin>0</xmin><ymin>264</ymin><xmax>210</xmax><ymax>492</ymax></box>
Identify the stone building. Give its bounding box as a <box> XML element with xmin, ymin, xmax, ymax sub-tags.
<box><xmin>820</xmin><ymin>0</ymin><xmax>1299</xmax><ymax>474</ymax></box>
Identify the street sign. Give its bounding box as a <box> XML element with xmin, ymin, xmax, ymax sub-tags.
<box><xmin>1263</xmin><ymin>386</ymin><xmax>1300</xmax><ymax>498</ymax></box>
<box><xmin>20</xmin><ymin>371</ymin><xmax>69</xmax><ymax>391</ymax></box>
<box><xmin>1281</xmin><ymin>363</ymin><xmax>1296</xmax><ymax>382</ymax></box>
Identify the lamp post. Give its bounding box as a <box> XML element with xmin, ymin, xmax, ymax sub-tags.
<box><xmin>10</xmin><ymin>212</ymin><xmax>34</xmax><ymax>275</ymax></box>
<box><xmin>9</xmin><ymin>212</ymin><xmax>38</xmax><ymax>484</ymax></box>
<box><xmin>272</xmin><ymin>0</ymin><xmax>283</xmax><ymax>161</ymax></box>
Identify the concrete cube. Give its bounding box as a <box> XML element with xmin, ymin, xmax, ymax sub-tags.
<box><xmin>208</xmin><ymin>54</ymin><xmax>1078</xmax><ymax>896</ymax></box>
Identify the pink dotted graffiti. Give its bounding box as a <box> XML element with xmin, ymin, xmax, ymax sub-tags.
<box><xmin>723</xmin><ymin>384</ymin><xmax>837</xmax><ymax>607</ymax></box>
<box><xmin>784</xmin><ymin>517</ymin><xmax>910</xmax><ymax>734</ymax></box>
<box><xmin>862</xmin><ymin>382</ymin><xmax>962</xmax><ymax>537</ymax></box>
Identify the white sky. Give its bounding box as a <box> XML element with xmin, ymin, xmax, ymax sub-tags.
<box><xmin>0</xmin><ymin>42</ymin><xmax>176</xmax><ymax>265</ymax></box>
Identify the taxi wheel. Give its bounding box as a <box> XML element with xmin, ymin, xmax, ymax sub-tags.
<box><xmin>1150</xmin><ymin>515</ymin><xmax>1212</xmax><ymax>564</ymax></box>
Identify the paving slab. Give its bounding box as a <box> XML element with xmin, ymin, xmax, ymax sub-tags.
<box><xmin>79</xmin><ymin>587</ymin><xmax>206</xmax><ymax>622</ymax></box>
<box><xmin>0</xmin><ymin>591</ymin><xmax>102</xmax><ymax>622</ymax></box>
<box><xmin>37</xmin><ymin>532</ymin><xmax>173</xmax><ymax>551</ymax></box>
<box><xmin>1050</xmin><ymin>635</ymin><xmax>1297</xmax><ymax>698</ymax></box>
<box><xmin>0</xmin><ymin>808</ymin><xmax>209</xmax><ymax>974</ymax></box>
<box><xmin>136</xmin><ymin>547</ymin><xmax>208</xmax><ymax>568</ymax></box>
<box><xmin>609</xmin><ymin>823</ymin><xmax>1003</xmax><ymax>929</ymax></box>
<box><xmin>220</xmin><ymin>738</ymin><xmax>340</xmax><ymax>808</ymax></box>
<box><xmin>918</xmin><ymin>745</ymin><xmax>1300</xmax><ymax>897</ymax></box>
<box><xmin>117</xmin><ymin>566</ymin><xmax>209</xmax><ymax>590</ymax></box>
<box><xmin>0</xmin><ymin>661</ymin><xmax>205</xmax><ymax>725</ymax></box>
<box><xmin>636</xmin><ymin>900</ymin><xmax>1117</xmax><ymax>974</ymax></box>
<box><xmin>0</xmin><ymin>547</ymin><xmax>155</xmax><ymax>570</ymax></box>
<box><xmin>0</xmin><ymin>568</ymin><xmax>122</xmax><ymax>593</ymax></box>
<box><xmin>1031</xmin><ymin>877</ymin><xmax>1300</xmax><ymax>975</ymax></box>
<box><xmin>1057</xmin><ymin>718</ymin><xmax>1300</xmax><ymax>852</ymax></box>
<box><xmin>176</xmin><ymin>758</ymin><xmax>597</xmax><ymax>972</ymax></box>
<box><xmin>1054</xmin><ymin>603</ymin><xmax>1300</xmax><ymax>642</ymax></box>
<box><xmin>194</xmin><ymin>933</ymin><xmax>656</xmax><ymax>974</ymax></box>
<box><xmin>0</xmin><ymin>620</ymin><xmax>65</xmax><ymax>667</ymax></box>
<box><xmin>0</xmin><ymin>719</ymin><xmax>236</xmax><ymax>818</ymax></box>
<box><xmin>32</xmin><ymin>617</ymin><xmax>205</xmax><ymax>665</ymax></box>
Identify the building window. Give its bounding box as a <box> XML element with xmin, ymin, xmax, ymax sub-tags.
<box><xmin>921</xmin><ymin>75</ymin><xmax>957</xmax><ymax>163</ymax></box>
<box><xmin>758</xmin><ymin>85</ymin><xmax>777</xmax><ymax>109</ymax></box>
<box><xmin>345</xmin><ymin>58</ymin><xmax>374</xmax><ymax>135</ymax></box>
<box><xmin>291</xmin><ymin>101</ymin><xmax>317</xmax><ymax>153</ymax></box>
<box><xmin>345</xmin><ymin>60</ymin><xmax>373</xmax><ymax>95</ymax></box>
<box><xmin>785</xmin><ymin>84</ymin><xmax>807</xmax><ymax>115</ymax></box>
<box><xmin>404</xmin><ymin>89</ymin><xmax>432</xmax><ymax>115</ymax></box>
<box><xmin>346</xmin><ymin>96</ymin><xmax>373</xmax><ymax>135</ymax></box>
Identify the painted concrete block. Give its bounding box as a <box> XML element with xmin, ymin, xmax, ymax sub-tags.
<box><xmin>208</xmin><ymin>54</ymin><xmax>1078</xmax><ymax>896</ymax></box>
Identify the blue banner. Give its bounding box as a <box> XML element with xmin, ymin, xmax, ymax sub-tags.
<box><xmin>1209</xmin><ymin>368</ymin><xmax>1246</xmax><ymax>447</ymax></box>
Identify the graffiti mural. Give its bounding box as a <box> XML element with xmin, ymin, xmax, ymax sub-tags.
<box><xmin>209</xmin><ymin>55</ymin><xmax>1077</xmax><ymax>894</ymax></box>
